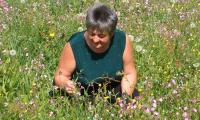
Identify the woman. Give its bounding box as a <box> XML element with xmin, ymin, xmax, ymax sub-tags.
<box><xmin>53</xmin><ymin>3</ymin><xmax>138</xmax><ymax>103</ymax></box>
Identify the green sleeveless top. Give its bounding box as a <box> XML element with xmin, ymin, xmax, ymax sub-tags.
<box><xmin>69</xmin><ymin>29</ymin><xmax>126</xmax><ymax>85</ymax></box>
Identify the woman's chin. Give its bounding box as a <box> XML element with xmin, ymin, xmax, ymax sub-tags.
<box><xmin>93</xmin><ymin>47</ymin><xmax>107</xmax><ymax>53</ymax></box>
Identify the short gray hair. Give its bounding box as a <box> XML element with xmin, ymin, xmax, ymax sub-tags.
<box><xmin>86</xmin><ymin>3</ymin><xmax>118</xmax><ymax>35</ymax></box>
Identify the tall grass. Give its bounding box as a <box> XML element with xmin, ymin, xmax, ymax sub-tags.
<box><xmin>0</xmin><ymin>0</ymin><xmax>199</xmax><ymax>119</ymax></box>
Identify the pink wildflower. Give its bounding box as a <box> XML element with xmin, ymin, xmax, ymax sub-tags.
<box><xmin>0</xmin><ymin>0</ymin><xmax>10</xmax><ymax>13</ymax></box>
<box><xmin>182</xmin><ymin>112</ymin><xmax>188</xmax><ymax>118</ymax></box>
<box><xmin>145</xmin><ymin>108</ymin><xmax>151</xmax><ymax>113</ymax></box>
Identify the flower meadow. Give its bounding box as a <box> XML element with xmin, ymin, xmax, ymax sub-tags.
<box><xmin>0</xmin><ymin>0</ymin><xmax>200</xmax><ymax>119</ymax></box>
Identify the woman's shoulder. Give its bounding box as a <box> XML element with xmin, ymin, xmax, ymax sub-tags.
<box><xmin>68</xmin><ymin>31</ymin><xmax>84</xmax><ymax>45</ymax></box>
<box><xmin>114</xmin><ymin>29</ymin><xmax>126</xmax><ymax>39</ymax></box>
<box><xmin>114</xmin><ymin>29</ymin><xmax>125</xmax><ymax>34</ymax></box>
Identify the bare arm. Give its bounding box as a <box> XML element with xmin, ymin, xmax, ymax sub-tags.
<box><xmin>121</xmin><ymin>34</ymin><xmax>137</xmax><ymax>96</ymax></box>
<box><xmin>54</xmin><ymin>43</ymin><xmax>76</xmax><ymax>94</ymax></box>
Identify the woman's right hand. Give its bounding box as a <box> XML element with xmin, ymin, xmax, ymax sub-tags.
<box><xmin>64</xmin><ymin>80</ymin><xmax>76</xmax><ymax>95</ymax></box>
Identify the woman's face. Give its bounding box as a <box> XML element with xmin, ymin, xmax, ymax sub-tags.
<box><xmin>85</xmin><ymin>28</ymin><xmax>111</xmax><ymax>53</ymax></box>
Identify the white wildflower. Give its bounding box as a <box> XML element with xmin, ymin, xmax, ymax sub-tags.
<box><xmin>116</xmin><ymin>11</ymin><xmax>120</xmax><ymax>17</ymax></box>
<box><xmin>193</xmin><ymin>63</ymin><xmax>199</xmax><ymax>68</ymax></box>
<box><xmin>2</xmin><ymin>24</ymin><xmax>8</xmax><ymax>30</ymax></box>
<box><xmin>122</xmin><ymin>0</ymin><xmax>129</xmax><ymax>4</ymax></box>
<box><xmin>135</xmin><ymin>3</ymin><xmax>141</xmax><ymax>7</ymax></box>
<box><xmin>78</xmin><ymin>27</ymin><xmax>83</xmax><ymax>32</ymax></box>
<box><xmin>49</xmin><ymin>111</ymin><xmax>54</xmax><ymax>117</ymax></box>
<box><xmin>172</xmin><ymin>90</ymin><xmax>178</xmax><ymax>94</ymax></box>
<box><xmin>135</xmin><ymin>36</ymin><xmax>142</xmax><ymax>42</ymax></box>
<box><xmin>135</xmin><ymin>45</ymin><xmax>143</xmax><ymax>52</ymax></box>
<box><xmin>170</xmin><ymin>0</ymin><xmax>178</xmax><ymax>3</ymax></box>
<box><xmin>20</xmin><ymin>0</ymin><xmax>26</xmax><ymax>4</ymax></box>
<box><xmin>2</xmin><ymin>49</ymin><xmax>8</xmax><ymax>55</ymax></box>
<box><xmin>167</xmin><ymin>8</ymin><xmax>172</xmax><ymax>13</ymax></box>
<box><xmin>4</xmin><ymin>102</ymin><xmax>8</xmax><ymax>107</ymax></box>
<box><xmin>77</xmin><ymin>12</ymin><xmax>85</xmax><ymax>19</ymax></box>
<box><xmin>158</xmin><ymin>98</ymin><xmax>163</xmax><ymax>102</ymax></box>
<box><xmin>142</xmin><ymin>49</ymin><xmax>147</xmax><ymax>53</ymax></box>
<box><xmin>190</xmin><ymin>22</ymin><xmax>196</xmax><ymax>28</ymax></box>
<box><xmin>154</xmin><ymin>111</ymin><xmax>159</xmax><ymax>116</ymax></box>
<box><xmin>9</xmin><ymin>50</ymin><xmax>16</xmax><ymax>56</ymax></box>
<box><xmin>183</xmin><ymin>107</ymin><xmax>188</xmax><ymax>111</ymax></box>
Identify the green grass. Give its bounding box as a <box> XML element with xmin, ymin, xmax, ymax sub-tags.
<box><xmin>0</xmin><ymin>0</ymin><xmax>200</xmax><ymax>119</ymax></box>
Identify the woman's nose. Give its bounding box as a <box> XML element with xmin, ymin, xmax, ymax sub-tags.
<box><xmin>92</xmin><ymin>36</ymin><xmax>100</xmax><ymax>43</ymax></box>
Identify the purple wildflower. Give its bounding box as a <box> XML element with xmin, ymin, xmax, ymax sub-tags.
<box><xmin>131</xmin><ymin>104</ymin><xmax>137</xmax><ymax>109</ymax></box>
<box><xmin>152</xmin><ymin>102</ymin><xmax>157</xmax><ymax>108</ymax></box>
<box><xmin>192</xmin><ymin>108</ymin><xmax>197</xmax><ymax>113</ymax></box>
<box><xmin>171</xmin><ymin>79</ymin><xmax>176</xmax><ymax>85</ymax></box>
<box><xmin>119</xmin><ymin>101</ymin><xmax>124</xmax><ymax>108</ymax></box>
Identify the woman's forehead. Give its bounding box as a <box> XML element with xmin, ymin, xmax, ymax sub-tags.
<box><xmin>87</xmin><ymin>27</ymin><xmax>108</xmax><ymax>34</ymax></box>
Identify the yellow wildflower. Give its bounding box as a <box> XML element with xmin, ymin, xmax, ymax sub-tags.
<box><xmin>32</xmin><ymin>82</ymin><xmax>36</xmax><ymax>86</ymax></box>
<box><xmin>49</xmin><ymin>32</ymin><xmax>55</xmax><ymax>38</ymax></box>
<box><xmin>131</xmin><ymin>99</ymin><xmax>136</xmax><ymax>103</ymax></box>
<box><xmin>137</xmin><ymin>104</ymin><xmax>142</xmax><ymax>109</ymax></box>
<box><xmin>98</xmin><ymin>83</ymin><xmax>102</xmax><ymax>87</ymax></box>
<box><xmin>138</xmin><ymin>88</ymin><xmax>143</xmax><ymax>92</ymax></box>
<box><xmin>30</xmin><ymin>90</ymin><xmax>33</xmax><ymax>94</ymax></box>
<box><xmin>116</xmin><ymin>97</ymin><xmax>121</xmax><ymax>101</ymax></box>
<box><xmin>104</xmin><ymin>96</ymin><xmax>110</xmax><ymax>100</ymax></box>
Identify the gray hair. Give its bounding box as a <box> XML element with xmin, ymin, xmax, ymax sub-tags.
<box><xmin>86</xmin><ymin>3</ymin><xmax>118</xmax><ymax>35</ymax></box>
